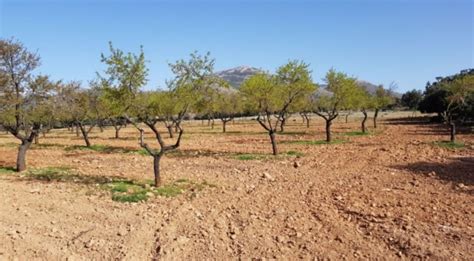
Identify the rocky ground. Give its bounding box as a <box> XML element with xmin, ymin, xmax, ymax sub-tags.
<box><xmin>0</xmin><ymin>112</ymin><xmax>472</xmax><ymax>260</ymax></box>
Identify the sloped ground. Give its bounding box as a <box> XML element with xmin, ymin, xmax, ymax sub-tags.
<box><xmin>0</xmin><ymin>113</ymin><xmax>472</xmax><ymax>260</ymax></box>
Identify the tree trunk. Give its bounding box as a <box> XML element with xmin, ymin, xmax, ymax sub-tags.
<box><xmin>211</xmin><ymin>119</ymin><xmax>215</xmax><ymax>129</ymax></box>
<box><xmin>373</xmin><ymin>109</ymin><xmax>379</xmax><ymax>128</ymax></box>
<box><xmin>450</xmin><ymin>121</ymin><xmax>456</xmax><ymax>142</ymax></box>
<box><xmin>79</xmin><ymin>124</ymin><xmax>91</xmax><ymax>147</ymax></box>
<box><xmin>306</xmin><ymin>116</ymin><xmax>310</xmax><ymax>128</ymax></box>
<box><xmin>222</xmin><ymin>121</ymin><xmax>227</xmax><ymax>133</ymax></box>
<box><xmin>280</xmin><ymin>117</ymin><xmax>286</xmax><ymax>133</ymax></box>
<box><xmin>361</xmin><ymin>111</ymin><xmax>368</xmax><ymax>133</ymax></box>
<box><xmin>153</xmin><ymin>155</ymin><xmax>162</xmax><ymax>187</ymax></box>
<box><xmin>269</xmin><ymin>131</ymin><xmax>278</xmax><ymax>155</ymax></box>
<box><xmin>167</xmin><ymin>126</ymin><xmax>174</xmax><ymax>138</ymax></box>
<box><xmin>325</xmin><ymin>120</ymin><xmax>332</xmax><ymax>142</ymax></box>
<box><xmin>34</xmin><ymin>135</ymin><xmax>39</xmax><ymax>144</ymax></box>
<box><xmin>345</xmin><ymin>113</ymin><xmax>349</xmax><ymax>123</ymax></box>
<box><xmin>16</xmin><ymin>140</ymin><xmax>32</xmax><ymax>172</ymax></box>
<box><xmin>115</xmin><ymin>127</ymin><xmax>120</xmax><ymax>139</ymax></box>
<box><xmin>75</xmin><ymin>124</ymin><xmax>80</xmax><ymax>137</ymax></box>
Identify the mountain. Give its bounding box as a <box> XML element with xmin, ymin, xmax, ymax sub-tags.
<box><xmin>356</xmin><ymin>80</ymin><xmax>380</xmax><ymax>95</ymax></box>
<box><xmin>216</xmin><ymin>66</ymin><xmax>401</xmax><ymax>97</ymax></box>
<box><xmin>215</xmin><ymin>66</ymin><xmax>263</xmax><ymax>88</ymax></box>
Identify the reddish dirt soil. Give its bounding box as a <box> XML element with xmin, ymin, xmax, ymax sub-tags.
<box><xmin>0</xmin><ymin>112</ymin><xmax>473</xmax><ymax>260</ymax></box>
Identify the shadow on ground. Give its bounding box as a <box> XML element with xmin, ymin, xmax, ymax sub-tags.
<box><xmin>385</xmin><ymin>117</ymin><xmax>473</xmax><ymax>136</ymax></box>
<box><xmin>392</xmin><ymin>157</ymin><xmax>474</xmax><ymax>194</ymax></box>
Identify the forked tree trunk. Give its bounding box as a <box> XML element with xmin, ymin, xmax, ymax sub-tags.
<box><xmin>373</xmin><ymin>109</ymin><xmax>379</xmax><ymax>128</ymax></box>
<box><xmin>17</xmin><ymin>140</ymin><xmax>32</xmax><ymax>172</ymax></box>
<box><xmin>269</xmin><ymin>131</ymin><xmax>278</xmax><ymax>155</ymax></box>
<box><xmin>114</xmin><ymin>126</ymin><xmax>121</xmax><ymax>139</ymax></box>
<box><xmin>361</xmin><ymin>110</ymin><xmax>368</xmax><ymax>133</ymax></box>
<box><xmin>325</xmin><ymin>120</ymin><xmax>332</xmax><ymax>142</ymax></box>
<box><xmin>153</xmin><ymin>155</ymin><xmax>162</xmax><ymax>187</ymax></box>
<box><xmin>450</xmin><ymin>121</ymin><xmax>456</xmax><ymax>142</ymax></box>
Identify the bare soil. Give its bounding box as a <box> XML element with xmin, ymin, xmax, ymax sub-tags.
<box><xmin>0</xmin><ymin>112</ymin><xmax>473</xmax><ymax>260</ymax></box>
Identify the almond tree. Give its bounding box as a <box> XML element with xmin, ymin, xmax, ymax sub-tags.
<box><xmin>372</xmin><ymin>85</ymin><xmax>394</xmax><ymax>128</ymax></box>
<box><xmin>98</xmin><ymin>42</ymin><xmax>148</xmax><ymax>138</ymax></box>
<box><xmin>439</xmin><ymin>74</ymin><xmax>473</xmax><ymax>141</ymax></box>
<box><xmin>101</xmin><ymin>46</ymin><xmax>215</xmax><ymax>186</ymax></box>
<box><xmin>132</xmin><ymin>52</ymin><xmax>216</xmax><ymax>187</ymax></box>
<box><xmin>0</xmin><ymin>38</ymin><xmax>59</xmax><ymax>171</ymax></box>
<box><xmin>352</xmin><ymin>85</ymin><xmax>371</xmax><ymax>133</ymax></box>
<box><xmin>311</xmin><ymin>69</ymin><xmax>358</xmax><ymax>142</ymax></box>
<box><xmin>59</xmin><ymin>83</ymin><xmax>100</xmax><ymax>147</ymax></box>
<box><xmin>214</xmin><ymin>89</ymin><xmax>242</xmax><ymax>133</ymax></box>
<box><xmin>241</xmin><ymin>60</ymin><xmax>315</xmax><ymax>155</ymax></box>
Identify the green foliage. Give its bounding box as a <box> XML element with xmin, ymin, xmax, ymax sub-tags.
<box><xmin>286</xmin><ymin>150</ymin><xmax>304</xmax><ymax>156</ymax></box>
<box><xmin>214</xmin><ymin>89</ymin><xmax>243</xmax><ymax>119</ymax></box>
<box><xmin>153</xmin><ymin>184</ymin><xmax>183</xmax><ymax>197</ymax></box>
<box><xmin>419</xmin><ymin>69</ymin><xmax>474</xmax><ymax>123</ymax></box>
<box><xmin>241</xmin><ymin>61</ymin><xmax>316</xmax><ymax>116</ymax></box>
<box><xmin>344</xmin><ymin>131</ymin><xmax>370</xmax><ymax>136</ymax></box>
<box><xmin>311</xmin><ymin>69</ymin><xmax>359</xmax><ymax>117</ymax></box>
<box><xmin>24</xmin><ymin>167</ymin><xmax>79</xmax><ymax>182</ymax></box>
<box><xmin>401</xmin><ymin>89</ymin><xmax>423</xmax><ymax>110</ymax></box>
<box><xmin>432</xmin><ymin>141</ymin><xmax>466</xmax><ymax>149</ymax></box>
<box><xmin>0</xmin><ymin>39</ymin><xmax>61</xmax><ymax>144</ymax></box>
<box><xmin>372</xmin><ymin>85</ymin><xmax>394</xmax><ymax>110</ymax></box>
<box><xmin>111</xmin><ymin>192</ymin><xmax>149</xmax><ymax>203</ymax></box>
<box><xmin>240</xmin><ymin>73</ymin><xmax>276</xmax><ymax>113</ymax></box>
<box><xmin>107</xmin><ymin>181</ymin><xmax>149</xmax><ymax>202</ymax></box>
<box><xmin>0</xmin><ymin>167</ymin><xmax>16</xmax><ymax>174</ymax></box>
<box><xmin>59</xmin><ymin>83</ymin><xmax>101</xmax><ymax>125</ymax></box>
<box><xmin>99</xmin><ymin>42</ymin><xmax>148</xmax><ymax>100</ymax></box>
<box><xmin>235</xmin><ymin>154</ymin><xmax>262</xmax><ymax>160</ymax></box>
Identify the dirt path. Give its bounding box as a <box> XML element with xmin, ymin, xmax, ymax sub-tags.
<box><xmin>0</xmin><ymin>115</ymin><xmax>473</xmax><ymax>259</ymax></box>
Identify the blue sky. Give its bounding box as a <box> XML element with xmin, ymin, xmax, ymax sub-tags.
<box><xmin>1</xmin><ymin>0</ymin><xmax>472</xmax><ymax>92</ymax></box>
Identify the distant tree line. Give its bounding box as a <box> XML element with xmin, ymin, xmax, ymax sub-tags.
<box><xmin>401</xmin><ymin>69</ymin><xmax>473</xmax><ymax>141</ymax></box>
